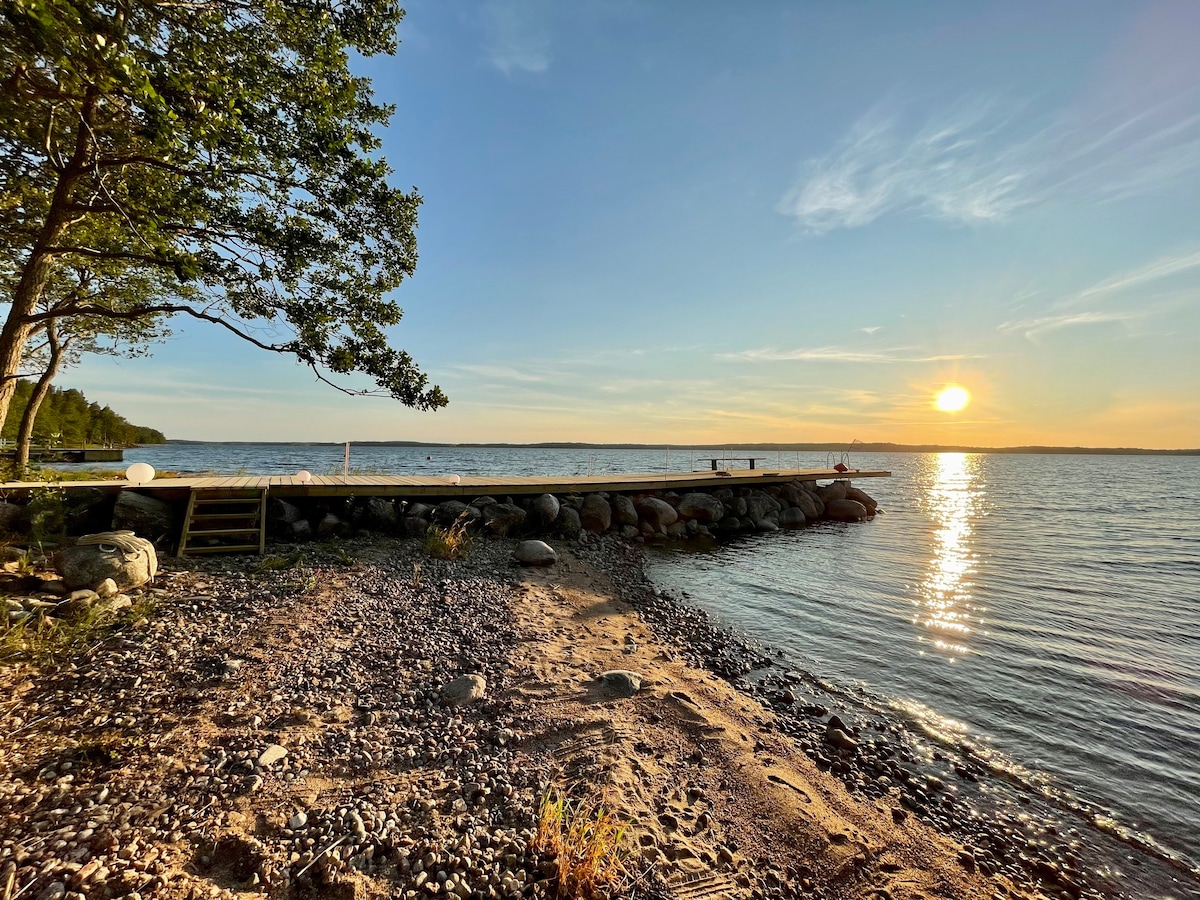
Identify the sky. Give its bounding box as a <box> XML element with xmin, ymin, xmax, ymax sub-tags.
<box><xmin>78</xmin><ymin>0</ymin><xmax>1200</xmax><ymax>447</ymax></box>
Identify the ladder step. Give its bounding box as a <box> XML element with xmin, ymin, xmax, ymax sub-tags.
<box><xmin>184</xmin><ymin>544</ymin><xmax>260</xmax><ymax>554</ymax></box>
<box><xmin>195</xmin><ymin>497</ymin><xmax>261</xmax><ymax>505</ymax></box>
<box><xmin>186</xmin><ymin>527</ymin><xmax>261</xmax><ymax>536</ymax></box>
<box><xmin>190</xmin><ymin>512</ymin><xmax>260</xmax><ymax>521</ymax></box>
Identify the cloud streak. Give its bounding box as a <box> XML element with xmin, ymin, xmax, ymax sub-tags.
<box><xmin>781</xmin><ymin>89</ymin><xmax>1200</xmax><ymax>233</ymax></box>
<box><xmin>718</xmin><ymin>346</ymin><xmax>980</xmax><ymax>364</ymax></box>
<box><xmin>998</xmin><ymin>311</ymin><xmax>1137</xmax><ymax>340</ymax></box>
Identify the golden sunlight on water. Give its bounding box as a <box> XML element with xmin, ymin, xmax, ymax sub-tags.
<box><xmin>915</xmin><ymin>452</ymin><xmax>981</xmax><ymax>660</ymax></box>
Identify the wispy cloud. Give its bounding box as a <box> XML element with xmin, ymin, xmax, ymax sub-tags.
<box><xmin>781</xmin><ymin>88</ymin><xmax>1200</xmax><ymax>233</ymax></box>
<box><xmin>480</xmin><ymin>0</ymin><xmax>551</xmax><ymax>74</ymax></box>
<box><xmin>449</xmin><ymin>364</ymin><xmax>545</xmax><ymax>382</ymax></box>
<box><xmin>718</xmin><ymin>346</ymin><xmax>980</xmax><ymax>364</ymax></box>
<box><xmin>998</xmin><ymin>310</ymin><xmax>1137</xmax><ymax>340</ymax></box>
<box><xmin>860</xmin><ymin>326</ymin><xmax>883</xmax><ymax>334</ymax></box>
<box><xmin>1070</xmin><ymin>248</ymin><xmax>1200</xmax><ymax>305</ymax></box>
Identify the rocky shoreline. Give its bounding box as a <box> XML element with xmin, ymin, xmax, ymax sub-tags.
<box><xmin>0</xmin><ymin>523</ymin><xmax>1074</xmax><ymax>900</ymax></box>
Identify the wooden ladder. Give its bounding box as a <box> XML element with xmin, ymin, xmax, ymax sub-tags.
<box><xmin>177</xmin><ymin>488</ymin><xmax>268</xmax><ymax>556</ymax></box>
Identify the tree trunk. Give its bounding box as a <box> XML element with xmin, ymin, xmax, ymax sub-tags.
<box><xmin>15</xmin><ymin>323</ymin><xmax>67</xmax><ymax>473</ymax></box>
<box><xmin>0</xmin><ymin>88</ymin><xmax>98</xmax><ymax>436</ymax></box>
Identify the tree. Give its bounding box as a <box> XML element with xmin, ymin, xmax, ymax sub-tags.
<box><xmin>0</xmin><ymin>0</ymin><xmax>446</xmax><ymax>438</ymax></box>
<box><xmin>8</xmin><ymin>260</ymin><xmax>171</xmax><ymax>469</ymax></box>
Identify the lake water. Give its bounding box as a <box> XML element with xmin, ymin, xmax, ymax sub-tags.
<box><xmin>115</xmin><ymin>445</ymin><xmax>1200</xmax><ymax>896</ymax></box>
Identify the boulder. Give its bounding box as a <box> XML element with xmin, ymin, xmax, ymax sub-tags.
<box><xmin>677</xmin><ymin>493</ymin><xmax>724</xmax><ymax>523</ymax></box>
<box><xmin>56</xmin><ymin>531</ymin><xmax>157</xmax><ymax>591</ymax></box>
<box><xmin>442</xmin><ymin>674</ymin><xmax>487</xmax><ymax>707</ymax></box>
<box><xmin>111</xmin><ymin>491</ymin><xmax>175</xmax><ymax>543</ymax></box>
<box><xmin>527</xmin><ymin>493</ymin><xmax>561</xmax><ymax>529</ymax></box>
<box><xmin>63</xmin><ymin>488</ymin><xmax>113</xmax><ymax>536</ymax></box>
<box><xmin>401</xmin><ymin>516</ymin><xmax>428</xmax><ymax>538</ymax></box>
<box><xmin>579</xmin><ymin>495</ymin><xmax>613</xmax><ymax>533</ymax></box>
<box><xmin>0</xmin><ymin>501</ymin><xmax>21</xmax><ymax>535</ymax></box>
<box><xmin>665</xmin><ymin>522</ymin><xmax>687</xmax><ymax>539</ymax></box>
<box><xmin>844</xmin><ymin>486</ymin><xmax>878</xmax><ymax>513</ymax></box>
<box><xmin>597</xmin><ymin>670</ymin><xmax>641</xmax><ymax>697</ymax></box>
<box><xmin>816</xmin><ymin>481</ymin><xmax>848</xmax><ymax>504</ymax></box>
<box><xmin>481</xmin><ymin>502</ymin><xmax>526</xmax><ymax>537</ymax></box>
<box><xmin>514</xmin><ymin>540</ymin><xmax>557</xmax><ymax>566</ymax></box>
<box><xmin>432</xmin><ymin>500</ymin><xmax>472</xmax><ymax>526</ymax></box>
<box><xmin>729</xmin><ymin>495</ymin><xmax>748</xmax><ymax>517</ymax></box>
<box><xmin>611</xmin><ymin>495</ymin><xmax>638</xmax><ymax>527</ymax></box>
<box><xmin>825</xmin><ymin>499</ymin><xmax>869</xmax><ymax>522</ymax></box>
<box><xmin>316</xmin><ymin>512</ymin><xmax>341</xmax><ymax>538</ymax></box>
<box><xmin>745</xmin><ymin>491</ymin><xmax>781</xmax><ymax>521</ymax></box>
<box><xmin>791</xmin><ymin>490</ymin><xmax>821</xmax><ymax>520</ymax></box>
<box><xmin>291</xmin><ymin>518</ymin><xmax>313</xmax><ymax>540</ymax></box>
<box><xmin>620</xmin><ymin>524</ymin><xmax>639</xmax><ymax>539</ymax></box>
<box><xmin>753</xmin><ymin>518</ymin><xmax>779</xmax><ymax>533</ymax></box>
<box><xmin>635</xmin><ymin>497</ymin><xmax>677</xmax><ymax>528</ymax></box>
<box><xmin>359</xmin><ymin>496</ymin><xmax>398</xmax><ymax>531</ymax></box>
<box><xmin>556</xmin><ymin>506</ymin><xmax>582</xmax><ymax>539</ymax></box>
<box><xmin>779</xmin><ymin>507</ymin><xmax>807</xmax><ymax>529</ymax></box>
<box><xmin>407</xmin><ymin>502</ymin><xmax>433</xmax><ymax>520</ymax></box>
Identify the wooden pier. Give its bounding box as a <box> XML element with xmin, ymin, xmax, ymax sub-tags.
<box><xmin>0</xmin><ymin>466</ymin><xmax>890</xmax><ymax>500</ymax></box>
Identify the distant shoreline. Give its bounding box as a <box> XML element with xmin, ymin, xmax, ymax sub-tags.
<box><xmin>159</xmin><ymin>439</ymin><xmax>1200</xmax><ymax>456</ymax></box>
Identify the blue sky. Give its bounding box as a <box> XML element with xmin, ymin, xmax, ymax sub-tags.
<box><xmin>81</xmin><ymin>0</ymin><xmax>1200</xmax><ymax>446</ymax></box>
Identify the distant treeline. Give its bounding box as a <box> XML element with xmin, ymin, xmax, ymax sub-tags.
<box><xmin>168</xmin><ymin>439</ymin><xmax>1200</xmax><ymax>455</ymax></box>
<box><xmin>0</xmin><ymin>381</ymin><xmax>165</xmax><ymax>447</ymax></box>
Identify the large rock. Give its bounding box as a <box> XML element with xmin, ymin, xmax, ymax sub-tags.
<box><xmin>816</xmin><ymin>481</ymin><xmax>848</xmax><ymax>504</ymax></box>
<box><xmin>844</xmin><ymin>485</ymin><xmax>878</xmax><ymax>513</ymax></box>
<box><xmin>0</xmin><ymin>501</ymin><xmax>22</xmax><ymax>535</ymax></box>
<box><xmin>635</xmin><ymin>497</ymin><xmax>677</xmax><ymax>529</ymax></box>
<box><xmin>432</xmin><ymin>500</ymin><xmax>472</xmax><ymax>526</ymax></box>
<box><xmin>481</xmin><ymin>502</ymin><xmax>526</xmax><ymax>536</ymax></box>
<box><xmin>111</xmin><ymin>491</ymin><xmax>175</xmax><ymax>543</ymax></box>
<box><xmin>63</xmin><ymin>488</ymin><xmax>113</xmax><ymax>536</ymax></box>
<box><xmin>56</xmin><ymin>531</ymin><xmax>157</xmax><ymax>591</ymax></box>
<box><xmin>317</xmin><ymin>512</ymin><xmax>342</xmax><ymax>538</ymax></box>
<box><xmin>825</xmin><ymin>499</ymin><xmax>869</xmax><ymax>522</ymax></box>
<box><xmin>745</xmin><ymin>491</ymin><xmax>781</xmax><ymax>521</ymax></box>
<box><xmin>779</xmin><ymin>507</ymin><xmax>807</xmax><ymax>529</ymax></box>
<box><xmin>579</xmin><ymin>495</ymin><xmax>612</xmax><ymax>533</ymax></box>
<box><xmin>677</xmin><ymin>493</ymin><xmax>724</xmax><ymax>523</ymax></box>
<box><xmin>611</xmin><ymin>495</ymin><xmax>638</xmax><ymax>527</ymax></box>
<box><xmin>401</xmin><ymin>516</ymin><xmax>428</xmax><ymax>538</ymax></box>
<box><xmin>359</xmin><ymin>496</ymin><xmax>399</xmax><ymax>531</ymax></box>
<box><xmin>556</xmin><ymin>506</ymin><xmax>582</xmax><ymax>539</ymax></box>
<box><xmin>513</xmin><ymin>540</ymin><xmax>557</xmax><ymax>566</ymax></box>
<box><xmin>597</xmin><ymin>670</ymin><xmax>641</xmax><ymax>698</ymax></box>
<box><xmin>442</xmin><ymin>674</ymin><xmax>487</xmax><ymax>707</ymax></box>
<box><xmin>791</xmin><ymin>490</ymin><xmax>821</xmax><ymax>520</ymax></box>
<box><xmin>527</xmin><ymin>493</ymin><xmax>561</xmax><ymax>529</ymax></box>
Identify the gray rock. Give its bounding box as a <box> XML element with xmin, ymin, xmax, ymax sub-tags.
<box><xmin>360</xmin><ymin>496</ymin><xmax>399</xmax><ymax>530</ymax></box>
<box><xmin>791</xmin><ymin>489</ymin><xmax>821</xmax><ymax>519</ymax></box>
<box><xmin>779</xmin><ymin>507</ymin><xmax>807</xmax><ymax>528</ymax></box>
<box><xmin>556</xmin><ymin>506</ymin><xmax>582</xmax><ymax>538</ymax></box>
<box><xmin>666</xmin><ymin>521</ymin><xmax>687</xmax><ymax>538</ymax></box>
<box><xmin>258</xmin><ymin>744</ymin><xmax>288</xmax><ymax>766</ymax></box>
<box><xmin>407</xmin><ymin>502</ymin><xmax>433</xmax><ymax>520</ymax></box>
<box><xmin>481</xmin><ymin>502</ymin><xmax>526</xmax><ymax>537</ymax></box>
<box><xmin>513</xmin><ymin>540</ymin><xmax>557</xmax><ymax>566</ymax></box>
<box><xmin>729</xmin><ymin>495</ymin><xmax>748</xmax><ymax>517</ymax></box>
<box><xmin>56</xmin><ymin>532</ymin><xmax>157</xmax><ymax>591</ymax></box>
<box><xmin>825</xmin><ymin>499</ymin><xmax>869</xmax><ymax>522</ymax></box>
<box><xmin>527</xmin><ymin>493</ymin><xmax>560</xmax><ymax>529</ymax></box>
<box><xmin>753</xmin><ymin>518</ymin><xmax>779</xmax><ymax>533</ymax></box>
<box><xmin>110</xmin><ymin>491</ymin><xmax>175</xmax><ymax>543</ymax></box>
<box><xmin>635</xmin><ymin>497</ymin><xmax>678</xmax><ymax>528</ymax></box>
<box><xmin>291</xmin><ymin>518</ymin><xmax>313</xmax><ymax>540</ymax></box>
<box><xmin>745</xmin><ymin>491</ymin><xmax>781</xmax><ymax>521</ymax></box>
<box><xmin>844</xmin><ymin>485</ymin><xmax>879</xmax><ymax>513</ymax></box>
<box><xmin>598</xmin><ymin>670</ymin><xmax>641</xmax><ymax>697</ymax></box>
<box><xmin>288</xmin><ymin>812</ymin><xmax>308</xmax><ymax>830</ymax></box>
<box><xmin>270</xmin><ymin>498</ymin><xmax>302</xmax><ymax>525</ymax></box>
<box><xmin>620</xmin><ymin>524</ymin><xmax>639</xmax><ymax>539</ymax></box>
<box><xmin>816</xmin><ymin>481</ymin><xmax>848</xmax><ymax>503</ymax></box>
<box><xmin>442</xmin><ymin>674</ymin><xmax>487</xmax><ymax>706</ymax></box>
<box><xmin>432</xmin><ymin>500</ymin><xmax>472</xmax><ymax>526</ymax></box>
<box><xmin>401</xmin><ymin>516</ymin><xmax>428</xmax><ymax>538</ymax></box>
<box><xmin>677</xmin><ymin>493</ymin><xmax>724</xmax><ymax>523</ymax></box>
<box><xmin>316</xmin><ymin>512</ymin><xmax>341</xmax><ymax>539</ymax></box>
<box><xmin>579</xmin><ymin>495</ymin><xmax>612</xmax><ymax>533</ymax></box>
<box><xmin>612</xmin><ymin>495</ymin><xmax>638</xmax><ymax>527</ymax></box>
<box><xmin>826</xmin><ymin>728</ymin><xmax>859</xmax><ymax>752</ymax></box>
<box><xmin>95</xmin><ymin>578</ymin><xmax>118</xmax><ymax>599</ymax></box>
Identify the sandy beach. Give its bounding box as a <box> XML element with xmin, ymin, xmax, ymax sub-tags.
<box><xmin>0</xmin><ymin>534</ymin><xmax>1038</xmax><ymax>900</ymax></box>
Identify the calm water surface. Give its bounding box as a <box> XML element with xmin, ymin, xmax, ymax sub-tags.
<box><xmin>114</xmin><ymin>445</ymin><xmax>1200</xmax><ymax>895</ymax></box>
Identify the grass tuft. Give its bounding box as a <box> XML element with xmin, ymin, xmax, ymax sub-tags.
<box><xmin>422</xmin><ymin>514</ymin><xmax>472</xmax><ymax>560</ymax></box>
<box><xmin>0</xmin><ymin>593</ymin><xmax>157</xmax><ymax>668</ymax></box>
<box><xmin>532</xmin><ymin>788</ymin><xmax>629</xmax><ymax>898</ymax></box>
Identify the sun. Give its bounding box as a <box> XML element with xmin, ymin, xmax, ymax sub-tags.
<box><xmin>935</xmin><ymin>385</ymin><xmax>970</xmax><ymax>413</ymax></box>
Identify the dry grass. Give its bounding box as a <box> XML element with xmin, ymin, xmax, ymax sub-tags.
<box><xmin>422</xmin><ymin>514</ymin><xmax>473</xmax><ymax>560</ymax></box>
<box><xmin>533</xmin><ymin>788</ymin><xmax>629</xmax><ymax>898</ymax></box>
<box><xmin>0</xmin><ymin>594</ymin><xmax>157</xmax><ymax>668</ymax></box>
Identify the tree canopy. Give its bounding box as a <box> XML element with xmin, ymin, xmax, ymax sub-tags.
<box><xmin>1</xmin><ymin>380</ymin><xmax>165</xmax><ymax>446</ymax></box>
<box><xmin>0</xmin><ymin>0</ymin><xmax>445</xmax><ymax>435</ymax></box>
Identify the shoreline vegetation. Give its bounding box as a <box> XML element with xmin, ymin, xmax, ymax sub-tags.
<box><xmin>0</xmin><ymin>534</ymin><xmax>1051</xmax><ymax>900</ymax></box>
<box><xmin>160</xmin><ymin>440</ymin><xmax>1200</xmax><ymax>456</ymax></box>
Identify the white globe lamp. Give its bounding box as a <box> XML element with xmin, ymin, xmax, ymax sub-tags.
<box><xmin>125</xmin><ymin>462</ymin><xmax>155</xmax><ymax>484</ymax></box>
<box><xmin>448</xmin><ymin>474</ymin><xmax>461</xmax><ymax>485</ymax></box>
<box><xmin>296</xmin><ymin>470</ymin><xmax>313</xmax><ymax>484</ymax></box>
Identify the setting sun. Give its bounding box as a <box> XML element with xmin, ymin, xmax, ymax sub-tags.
<box><xmin>935</xmin><ymin>385</ymin><xmax>971</xmax><ymax>413</ymax></box>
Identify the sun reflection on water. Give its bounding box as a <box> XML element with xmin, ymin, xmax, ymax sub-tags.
<box><xmin>916</xmin><ymin>452</ymin><xmax>982</xmax><ymax>660</ymax></box>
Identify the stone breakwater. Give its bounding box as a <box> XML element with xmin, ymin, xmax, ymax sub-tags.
<box><xmin>268</xmin><ymin>479</ymin><xmax>881</xmax><ymax>545</ymax></box>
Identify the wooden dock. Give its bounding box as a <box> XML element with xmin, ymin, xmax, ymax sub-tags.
<box><xmin>0</xmin><ymin>467</ymin><xmax>890</xmax><ymax>499</ymax></box>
